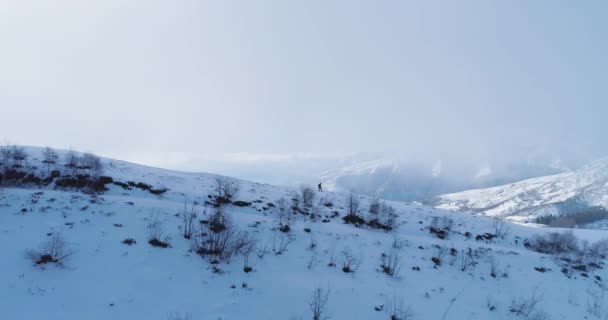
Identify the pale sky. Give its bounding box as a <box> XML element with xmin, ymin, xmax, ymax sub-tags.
<box><xmin>1</xmin><ymin>0</ymin><xmax>607</xmax><ymax>169</ymax></box>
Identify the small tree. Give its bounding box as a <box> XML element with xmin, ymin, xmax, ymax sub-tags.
<box><xmin>11</xmin><ymin>146</ymin><xmax>28</xmax><ymax>168</ymax></box>
<box><xmin>308</xmin><ymin>287</ymin><xmax>330</xmax><ymax>320</ymax></box>
<box><xmin>214</xmin><ymin>176</ymin><xmax>239</xmax><ymax>204</ymax></box>
<box><xmin>0</xmin><ymin>145</ymin><xmax>13</xmax><ymax>186</ymax></box>
<box><xmin>80</xmin><ymin>152</ymin><xmax>103</xmax><ymax>178</ymax></box>
<box><xmin>64</xmin><ymin>148</ymin><xmax>80</xmax><ymax>175</ymax></box>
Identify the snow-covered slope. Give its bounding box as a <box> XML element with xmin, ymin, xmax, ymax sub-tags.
<box><xmin>1</xmin><ymin>147</ymin><xmax>607</xmax><ymax>319</ymax></box>
<box><xmin>433</xmin><ymin>158</ymin><xmax>608</xmax><ymax>222</ymax></box>
<box><xmin>320</xmin><ymin>155</ymin><xmax>567</xmax><ymax>202</ymax></box>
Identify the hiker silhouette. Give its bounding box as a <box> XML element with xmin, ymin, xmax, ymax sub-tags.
<box><xmin>318</xmin><ymin>183</ymin><xmax>323</xmax><ymax>192</ymax></box>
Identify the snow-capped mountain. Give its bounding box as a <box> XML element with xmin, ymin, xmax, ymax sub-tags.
<box><xmin>1</xmin><ymin>146</ymin><xmax>607</xmax><ymax>319</ymax></box>
<box><xmin>433</xmin><ymin>158</ymin><xmax>608</xmax><ymax>223</ymax></box>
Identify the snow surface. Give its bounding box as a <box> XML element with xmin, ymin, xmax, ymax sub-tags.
<box><xmin>434</xmin><ymin>158</ymin><xmax>608</xmax><ymax>221</ymax></box>
<box><xmin>0</xmin><ymin>148</ymin><xmax>606</xmax><ymax>319</ymax></box>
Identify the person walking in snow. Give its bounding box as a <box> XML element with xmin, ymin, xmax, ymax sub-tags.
<box><xmin>318</xmin><ymin>183</ymin><xmax>323</xmax><ymax>192</ymax></box>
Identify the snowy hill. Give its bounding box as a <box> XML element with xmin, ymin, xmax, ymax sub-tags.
<box><xmin>432</xmin><ymin>158</ymin><xmax>608</xmax><ymax>225</ymax></box>
<box><xmin>320</xmin><ymin>155</ymin><xmax>566</xmax><ymax>202</ymax></box>
<box><xmin>1</xmin><ymin>146</ymin><xmax>607</xmax><ymax>319</ymax></box>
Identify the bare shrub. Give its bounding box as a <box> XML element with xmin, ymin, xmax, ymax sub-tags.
<box><xmin>276</xmin><ymin>197</ymin><xmax>292</xmax><ymax>229</ymax></box>
<box><xmin>180</xmin><ymin>200</ymin><xmax>198</xmax><ymax>239</ymax></box>
<box><xmin>432</xmin><ymin>246</ymin><xmax>448</xmax><ymax>267</ymax></box>
<box><xmin>341</xmin><ymin>247</ymin><xmax>361</xmax><ymax>274</ymax></box>
<box><xmin>379</xmin><ymin>202</ymin><xmax>397</xmax><ymax>229</ymax></box>
<box><xmin>214</xmin><ymin>176</ymin><xmax>239</xmax><ymax>203</ymax></box>
<box><xmin>590</xmin><ymin>238</ymin><xmax>608</xmax><ymax>259</ymax></box>
<box><xmin>192</xmin><ymin>211</ymin><xmax>252</xmax><ymax>263</ymax></box>
<box><xmin>291</xmin><ymin>193</ymin><xmax>302</xmax><ymax>215</ymax></box>
<box><xmin>301</xmin><ymin>185</ymin><xmax>316</xmax><ymax>208</ymax></box>
<box><xmin>586</xmin><ymin>287</ymin><xmax>607</xmax><ymax>318</ymax></box>
<box><xmin>510</xmin><ymin>288</ymin><xmax>544</xmax><ymax>318</ymax></box>
<box><xmin>147</xmin><ymin>214</ymin><xmax>165</xmax><ymax>241</ymax></box>
<box><xmin>486</xmin><ymin>295</ymin><xmax>497</xmax><ymax>312</ymax></box>
<box><xmin>430</xmin><ymin>216</ymin><xmax>454</xmax><ymax>230</ymax></box>
<box><xmin>273</xmin><ymin>230</ymin><xmax>293</xmax><ymax>255</ymax></box>
<box><xmin>369</xmin><ymin>196</ymin><xmax>381</xmax><ymax>216</ymax></box>
<box><xmin>346</xmin><ymin>193</ymin><xmax>360</xmax><ymax>216</ymax></box>
<box><xmin>308</xmin><ymin>287</ymin><xmax>330</xmax><ymax>320</ymax></box>
<box><xmin>327</xmin><ymin>244</ymin><xmax>337</xmax><ymax>267</ymax></box>
<box><xmin>381</xmin><ymin>240</ymin><xmax>401</xmax><ymax>277</ymax></box>
<box><xmin>489</xmin><ymin>257</ymin><xmax>500</xmax><ymax>278</ymax></box>
<box><xmin>493</xmin><ymin>219</ymin><xmax>510</xmax><ymax>239</ymax></box>
<box><xmin>387</xmin><ymin>296</ymin><xmax>413</xmax><ymax>320</ymax></box>
<box><xmin>459</xmin><ymin>249</ymin><xmax>475</xmax><ymax>272</ymax></box>
<box><xmin>526</xmin><ymin>231</ymin><xmax>579</xmax><ymax>255</ymax></box>
<box><xmin>26</xmin><ymin>233</ymin><xmax>74</xmax><ymax>267</ymax></box>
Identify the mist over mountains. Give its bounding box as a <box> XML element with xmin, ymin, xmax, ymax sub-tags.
<box><xmin>115</xmin><ymin>150</ymin><xmax>585</xmax><ymax>202</ymax></box>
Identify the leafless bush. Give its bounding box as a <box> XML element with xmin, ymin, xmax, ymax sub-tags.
<box><xmin>379</xmin><ymin>203</ymin><xmax>397</xmax><ymax>229</ymax></box>
<box><xmin>346</xmin><ymin>193</ymin><xmax>361</xmax><ymax>216</ymax></box>
<box><xmin>486</xmin><ymin>295</ymin><xmax>497</xmax><ymax>312</ymax></box>
<box><xmin>327</xmin><ymin>245</ymin><xmax>337</xmax><ymax>267</ymax></box>
<box><xmin>489</xmin><ymin>257</ymin><xmax>500</xmax><ymax>278</ymax></box>
<box><xmin>273</xmin><ymin>230</ymin><xmax>292</xmax><ymax>255</ymax></box>
<box><xmin>180</xmin><ymin>200</ymin><xmax>198</xmax><ymax>239</ymax></box>
<box><xmin>307</xmin><ymin>238</ymin><xmax>318</xmax><ymax>270</ymax></box>
<box><xmin>341</xmin><ymin>247</ymin><xmax>361</xmax><ymax>274</ymax></box>
<box><xmin>430</xmin><ymin>216</ymin><xmax>454</xmax><ymax>230</ymax></box>
<box><xmin>510</xmin><ymin>288</ymin><xmax>544</xmax><ymax>318</ymax></box>
<box><xmin>26</xmin><ymin>233</ymin><xmax>74</xmax><ymax>267</ymax></box>
<box><xmin>276</xmin><ymin>197</ymin><xmax>292</xmax><ymax>228</ymax></box>
<box><xmin>291</xmin><ymin>193</ymin><xmax>302</xmax><ymax>215</ymax></box>
<box><xmin>381</xmin><ymin>240</ymin><xmax>401</xmax><ymax>277</ymax></box>
<box><xmin>193</xmin><ymin>211</ymin><xmax>253</xmax><ymax>263</ymax></box>
<box><xmin>590</xmin><ymin>238</ymin><xmax>608</xmax><ymax>259</ymax></box>
<box><xmin>308</xmin><ymin>287</ymin><xmax>330</xmax><ymax>320</ymax></box>
<box><xmin>493</xmin><ymin>219</ymin><xmax>510</xmax><ymax>239</ymax></box>
<box><xmin>586</xmin><ymin>288</ymin><xmax>607</xmax><ymax>318</ymax></box>
<box><xmin>387</xmin><ymin>296</ymin><xmax>413</xmax><ymax>320</ymax></box>
<box><xmin>214</xmin><ymin>176</ymin><xmax>239</xmax><ymax>202</ymax></box>
<box><xmin>64</xmin><ymin>148</ymin><xmax>80</xmax><ymax>175</ymax></box>
<box><xmin>301</xmin><ymin>185</ymin><xmax>316</xmax><ymax>208</ymax></box>
<box><xmin>432</xmin><ymin>246</ymin><xmax>448</xmax><ymax>267</ymax></box>
<box><xmin>369</xmin><ymin>196</ymin><xmax>381</xmax><ymax>216</ymax></box>
<box><xmin>526</xmin><ymin>231</ymin><xmax>579</xmax><ymax>255</ymax></box>
<box><xmin>459</xmin><ymin>249</ymin><xmax>475</xmax><ymax>272</ymax></box>
<box><xmin>147</xmin><ymin>214</ymin><xmax>165</xmax><ymax>241</ymax></box>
